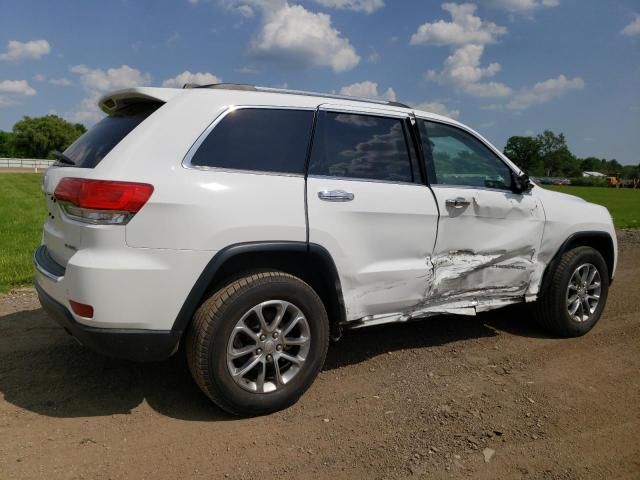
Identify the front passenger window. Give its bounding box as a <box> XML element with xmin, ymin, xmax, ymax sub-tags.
<box><xmin>419</xmin><ymin>120</ymin><xmax>513</xmax><ymax>190</ymax></box>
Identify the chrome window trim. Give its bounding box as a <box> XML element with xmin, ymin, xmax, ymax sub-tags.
<box><xmin>318</xmin><ymin>103</ymin><xmax>410</xmax><ymax>119</ymax></box>
<box><xmin>307</xmin><ymin>174</ymin><xmax>429</xmax><ymax>188</ymax></box>
<box><xmin>429</xmin><ymin>183</ymin><xmax>533</xmax><ymax>195</ymax></box>
<box><xmin>182</xmin><ymin>105</ymin><xmax>317</xmax><ymax>173</ymax></box>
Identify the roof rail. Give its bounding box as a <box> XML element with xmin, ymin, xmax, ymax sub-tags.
<box><xmin>182</xmin><ymin>82</ymin><xmax>411</xmax><ymax>109</ymax></box>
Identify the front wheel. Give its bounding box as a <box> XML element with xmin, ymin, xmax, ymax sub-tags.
<box><xmin>532</xmin><ymin>246</ymin><xmax>609</xmax><ymax>337</ymax></box>
<box><xmin>186</xmin><ymin>272</ymin><xmax>329</xmax><ymax>416</ymax></box>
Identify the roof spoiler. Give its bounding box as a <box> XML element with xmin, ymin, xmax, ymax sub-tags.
<box><xmin>98</xmin><ymin>87</ymin><xmax>181</xmax><ymax>114</ymax></box>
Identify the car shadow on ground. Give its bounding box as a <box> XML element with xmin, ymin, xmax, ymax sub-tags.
<box><xmin>0</xmin><ymin>305</ymin><xmax>548</xmax><ymax>421</ymax></box>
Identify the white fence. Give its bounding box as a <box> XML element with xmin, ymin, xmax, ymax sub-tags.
<box><xmin>0</xmin><ymin>158</ymin><xmax>55</xmax><ymax>169</ymax></box>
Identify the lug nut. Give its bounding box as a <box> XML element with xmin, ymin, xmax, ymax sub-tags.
<box><xmin>276</xmin><ymin>345</ymin><xmax>283</xmax><ymax>352</ymax></box>
<box><xmin>260</xmin><ymin>334</ymin><xmax>266</xmax><ymax>341</ymax></box>
<box><xmin>273</xmin><ymin>332</ymin><xmax>279</xmax><ymax>339</ymax></box>
<box><xmin>266</xmin><ymin>354</ymin><xmax>273</xmax><ymax>361</ymax></box>
<box><xmin>256</xmin><ymin>348</ymin><xmax>262</xmax><ymax>354</ymax></box>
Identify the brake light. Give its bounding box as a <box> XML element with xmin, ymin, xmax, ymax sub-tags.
<box><xmin>54</xmin><ymin>178</ymin><xmax>154</xmax><ymax>225</ymax></box>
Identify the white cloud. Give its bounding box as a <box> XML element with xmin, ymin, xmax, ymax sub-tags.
<box><xmin>477</xmin><ymin>0</ymin><xmax>559</xmax><ymax>12</ymax></box>
<box><xmin>233</xmin><ymin>1</ymin><xmax>360</xmax><ymax>72</ymax></box>
<box><xmin>621</xmin><ymin>16</ymin><xmax>640</xmax><ymax>36</ymax></box>
<box><xmin>0</xmin><ymin>79</ymin><xmax>36</xmax><ymax>96</ymax></box>
<box><xmin>49</xmin><ymin>77</ymin><xmax>73</xmax><ymax>87</ymax></box>
<box><xmin>0</xmin><ymin>39</ymin><xmax>51</xmax><ymax>61</ymax></box>
<box><xmin>314</xmin><ymin>0</ymin><xmax>384</xmax><ymax>14</ymax></box>
<box><xmin>507</xmin><ymin>74</ymin><xmax>584</xmax><ymax>110</ymax></box>
<box><xmin>339</xmin><ymin>81</ymin><xmax>396</xmax><ymax>101</ymax></box>
<box><xmin>33</xmin><ymin>74</ymin><xmax>73</xmax><ymax>87</ymax></box>
<box><xmin>410</xmin><ymin>3</ymin><xmax>507</xmax><ymax>47</ymax></box>
<box><xmin>427</xmin><ymin>44</ymin><xmax>512</xmax><ymax>97</ymax></box>
<box><xmin>236</xmin><ymin>4</ymin><xmax>256</xmax><ymax>16</ymax></box>
<box><xmin>162</xmin><ymin>71</ymin><xmax>222</xmax><ymax>87</ymax></box>
<box><xmin>70</xmin><ymin>64</ymin><xmax>150</xmax><ymax>92</ymax></box>
<box><xmin>69</xmin><ymin>64</ymin><xmax>151</xmax><ymax>124</ymax></box>
<box><xmin>413</xmin><ymin>101</ymin><xmax>460</xmax><ymax>119</ymax></box>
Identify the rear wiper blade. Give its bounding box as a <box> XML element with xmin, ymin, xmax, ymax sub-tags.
<box><xmin>52</xmin><ymin>150</ymin><xmax>76</xmax><ymax>166</ymax></box>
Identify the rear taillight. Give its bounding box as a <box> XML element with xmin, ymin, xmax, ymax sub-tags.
<box><xmin>54</xmin><ymin>178</ymin><xmax>154</xmax><ymax>225</ymax></box>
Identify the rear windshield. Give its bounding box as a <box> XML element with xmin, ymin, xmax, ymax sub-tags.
<box><xmin>63</xmin><ymin>103</ymin><xmax>161</xmax><ymax>168</ymax></box>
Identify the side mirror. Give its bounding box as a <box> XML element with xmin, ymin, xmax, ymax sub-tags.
<box><xmin>512</xmin><ymin>172</ymin><xmax>533</xmax><ymax>194</ymax></box>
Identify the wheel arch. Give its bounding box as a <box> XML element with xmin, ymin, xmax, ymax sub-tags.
<box><xmin>539</xmin><ymin>231</ymin><xmax>615</xmax><ymax>296</ymax></box>
<box><xmin>172</xmin><ymin>242</ymin><xmax>347</xmax><ymax>341</ymax></box>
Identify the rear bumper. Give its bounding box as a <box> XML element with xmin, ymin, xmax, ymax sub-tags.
<box><xmin>35</xmin><ymin>282</ymin><xmax>180</xmax><ymax>362</ymax></box>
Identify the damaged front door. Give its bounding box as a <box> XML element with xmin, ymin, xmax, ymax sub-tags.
<box><xmin>416</xmin><ymin>119</ymin><xmax>545</xmax><ymax>314</ymax></box>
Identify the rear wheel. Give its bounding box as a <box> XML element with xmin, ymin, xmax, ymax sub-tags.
<box><xmin>533</xmin><ymin>246</ymin><xmax>609</xmax><ymax>337</ymax></box>
<box><xmin>186</xmin><ymin>271</ymin><xmax>329</xmax><ymax>416</ymax></box>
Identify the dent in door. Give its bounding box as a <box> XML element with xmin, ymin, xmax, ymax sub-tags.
<box><xmin>409</xmin><ymin>191</ymin><xmax>543</xmax><ymax>316</ymax></box>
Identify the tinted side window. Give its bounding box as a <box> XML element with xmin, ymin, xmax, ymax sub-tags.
<box><xmin>64</xmin><ymin>103</ymin><xmax>161</xmax><ymax>168</ymax></box>
<box><xmin>191</xmin><ymin>108</ymin><xmax>314</xmax><ymax>174</ymax></box>
<box><xmin>309</xmin><ymin>111</ymin><xmax>414</xmax><ymax>183</ymax></box>
<box><xmin>419</xmin><ymin>120</ymin><xmax>513</xmax><ymax>190</ymax></box>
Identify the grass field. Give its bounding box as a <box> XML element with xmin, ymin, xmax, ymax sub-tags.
<box><xmin>0</xmin><ymin>173</ymin><xmax>638</xmax><ymax>292</ymax></box>
<box><xmin>0</xmin><ymin>173</ymin><xmax>46</xmax><ymax>292</ymax></box>
<box><xmin>544</xmin><ymin>185</ymin><xmax>639</xmax><ymax>229</ymax></box>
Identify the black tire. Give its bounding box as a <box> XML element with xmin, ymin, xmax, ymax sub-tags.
<box><xmin>186</xmin><ymin>271</ymin><xmax>329</xmax><ymax>416</ymax></box>
<box><xmin>532</xmin><ymin>246</ymin><xmax>609</xmax><ymax>337</ymax></box>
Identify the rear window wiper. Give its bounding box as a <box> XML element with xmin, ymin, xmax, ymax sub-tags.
<box><xmin>52</xmin><ymin>150</ymin><xmax>76</xmax><ymax>166</ymax></box>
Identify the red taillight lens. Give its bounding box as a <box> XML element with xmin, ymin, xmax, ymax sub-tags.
<box><xmin>54</xmin><ymin>178</ymin><xmax>154</xmax><ymax>225</ymax></box>
<box><xmin>69</xmin><ymin>300</ymin><xmax>94</xmax><ymax>318</ymax></box>
<box><xmin>55</xmin><ymin>178</ymin><xmax>154</xmax><ymax>212</ymax></box>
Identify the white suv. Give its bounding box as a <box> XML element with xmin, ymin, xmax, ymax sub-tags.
<box><xmin>34</xmin><ymin>83</ymin><xmax>617</xmax><ymax>415</ymax></box>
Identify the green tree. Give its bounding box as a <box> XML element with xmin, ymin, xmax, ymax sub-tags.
<box><xmin>11</xmin><ymin>115</ymin><xmax>86</xmax><ymax>159</ymax></box>
<box><xmin>535</xmin><ymin>130</ymin><xmax>571</xmax><ymax>176</ymax></box>
<box><xmin>0</xmin><ymin>131</ymin><xmax>16</xmax><ymax>157</ymax></box>
<box><xmin>503</xmin><ymin>136</ymin><xmax>543</xmax><ymax>175</ymax></box>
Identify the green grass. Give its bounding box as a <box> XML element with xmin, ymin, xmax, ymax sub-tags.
<box><xmin>544</xmin><ymin>185</ymin><xmax>639</xmax><ymax>229</ymax></box>
<box><xmin>0</xmin><ymin>173</ymin><xmax>46</xmax><ymax>292</ymax></box>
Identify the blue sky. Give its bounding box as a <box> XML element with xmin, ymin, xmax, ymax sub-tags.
<box><xmin>0</xmin><ymin>0</ymin><xmax>638</xmax><ymax>164</ymax></box>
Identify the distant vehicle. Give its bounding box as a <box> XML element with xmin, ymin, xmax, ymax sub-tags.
<box><xmin>582</xmin><ymin>171</ymin><xmax>607</xmax><ymax>178</ymax></box>
<box><xmin>34</xmin><ymin>83</ymin><xmax>618</xmax><ymax>415</ymax></box>
<box><xmin>609</xmin><ymin>175</ymin><xmax>621</xmax><ymax>188</ymax></box>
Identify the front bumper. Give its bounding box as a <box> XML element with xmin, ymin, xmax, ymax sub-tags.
<box><xmin>35</xmin><ymin>282</ymin><xmax>180</xmax><ymax>362</ymax></box>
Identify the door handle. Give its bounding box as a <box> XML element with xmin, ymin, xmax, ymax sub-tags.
<box><xmin>445</xmin><ymin>197</ymin><xmax>471</xmax><ymax>209</ymax></box>
<box><xmin>318</xmin><ymin>190</ymin><xmax>355</xmax><ymax>202</ymax></box>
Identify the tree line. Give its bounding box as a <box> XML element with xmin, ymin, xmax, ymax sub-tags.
<box><xmin>0</xmin><ymin>115</ymin><xmax>86</xmax><ymax>159</ymax></box>
<box><xmin>0</xmin><ymin>115</ymin><xmax>638</xmax><ymax>180</ymax></box>
<box><xmin>503</xmin><ymin>130</ymin><xmax>639</xmax><ymax>179</ymax></box>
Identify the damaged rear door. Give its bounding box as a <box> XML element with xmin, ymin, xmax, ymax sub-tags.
<box><xmin>416</xmin><ymin>119</ymin><xmax>545</xmax><ymax>314</ymax></box>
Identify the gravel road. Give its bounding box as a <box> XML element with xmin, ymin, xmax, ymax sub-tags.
<box><xmin>1</xmin><ymin>232</ymin><xmax>638</xmax><ymax>479</ymax></box>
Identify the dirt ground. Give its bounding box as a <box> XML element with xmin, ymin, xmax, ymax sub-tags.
<box><xmin>1</xmin><ymin>234</ymin><xmax>639</xmax><ymax>480</ymax></box>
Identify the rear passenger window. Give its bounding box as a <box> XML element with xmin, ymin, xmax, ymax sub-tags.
<box><xmin>190</xmin><ymin>108</ymin><xmax>314</xmax><ymax>174</ymax></box>
<box><xmin>308</xmin><ymin>111</ymin><xmax>414</xmax><ymax>183</ymax></box>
